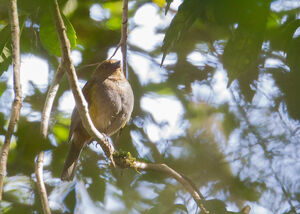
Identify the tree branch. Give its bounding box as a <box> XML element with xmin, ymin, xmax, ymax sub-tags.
<box><xmin>113</xmin><ymin>153</ymin><xmax>209</xmax><ymax>214</ymax></box>
<box><xmin>109</xmin><ymin>0</ymin><xmax>128</xmax><ymax>78</ymax></box>
<box><xmin>0</xmin><ymin>0</ymin><xmax>22</xmax><ymax>203</ymax></box>
<box><xmin>134</xmin><ymin>162</ymin><xmax>209</xmax><ymax>213</ymax></box>
<box><xmin>41</xmin><ymin>64</ymin><xmax>64</xmax><ymax>137</ymax></box>
<box><xmin>51</xmin><ymin>0</ymin><xmax>115</xmax><ymax>165</ymax></box>
<box><xmin>35</xmin><ymin>151</ymin><xmax>51</xmax><ymax>214</ymax></box>
<box><xmin>121</xmin><ymin>0</ymin><xmax>128</xmax><ymax>77</ymax></box>
<box><xmin>51</xmin><ymin>1</ymin><xmax>209</xmax><ymax>212</ymax></box>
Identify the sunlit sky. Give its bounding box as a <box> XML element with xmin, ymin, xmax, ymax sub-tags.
<box><xmin>1</xmin><ymin>0</ymin><xmax>299</xmax><ymax>213</ymax></box>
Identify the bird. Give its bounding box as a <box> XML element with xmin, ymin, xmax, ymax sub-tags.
<box><xmin>61</xmin><ymin>59</ymin><xmax>134</xmax><ymax>181</ymax></box>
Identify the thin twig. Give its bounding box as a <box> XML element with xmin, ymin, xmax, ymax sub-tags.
<box><xmin>109</xmin><ymin>0</ymin><xmax>128</xmax><ymax>77</ymax></box>
<box><xmin>76</xmin><ymin>62</ymin><xmax>99</xmax><ymax>71</ymax></box>
<box><xmin>35</xmin><ymin>151</ymin><xmax>51</xmax><ymax>214</ymax></box>
<box><xmin>51</xmin><ymin>0</ymin><xmax>116</xmax><ymax>165</ymax></box>
<box><xmin>41</xmin><ymin>65</ymin><xmax>64</xmax><ymax>137</ymax></box>
<box><xmin>0</xmin><ymin>0</ymin><xmax>22</xmax><ymax>203</ymax></box>
<box><xmin>38</xmin><ymin>62</ymin><xmax>60</xmax><ymax>214</ymax></box>
<box><xmin>109</xmin><ymin>42</ymin><xmax>121</xmax><ymax>60</ymax></box>
<box><xmin>134</xmin><ymin>161</ymin><xmax>209</xmax><ymax>214</ymax></box>
<box><xmin>121</xmin><ymin>0</ymin><xmax>128</xmax><ymax>77</ymax></box>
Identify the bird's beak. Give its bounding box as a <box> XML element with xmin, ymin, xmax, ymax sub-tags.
<box><xmin>112</xmin><ymin>60</ymin><xmax>121</xmax><ymax>69</ymax></box>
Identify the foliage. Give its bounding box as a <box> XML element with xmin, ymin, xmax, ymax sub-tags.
<box><xmin>40</xmin><ymin>13</ymin><xmax>77</xmax><ymax>56</ymax></box>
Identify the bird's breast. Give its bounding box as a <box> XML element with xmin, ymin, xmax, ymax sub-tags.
<box><xmin>88</xmin><ymin>79</ymin><xmax>133</xmax><ymax>136</ymax></box>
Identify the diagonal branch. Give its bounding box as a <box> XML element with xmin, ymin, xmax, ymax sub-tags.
<box><xmin>0</xmin><ymin>0</ymin><xmax>23</xmax><ymax>203</ymax></box>
<box><xmin>51</xmin><ymin>0</ymin><xmax>116</xmax><ymax>165</ymax></box>
<box><xmin>113</xmin><ymin>152</ymin><xmax>209</xmax><ymax>213</ymax></box>
<box><xmin>134</xmin><ymin>162</ymin><xmax>209</xmax><ymax>213</ymax></box>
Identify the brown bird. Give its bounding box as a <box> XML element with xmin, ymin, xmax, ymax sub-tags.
<box><xmin>61</xmin><ymin>59</ymin><xmax>134</xmax><ymax>181</ymax></box>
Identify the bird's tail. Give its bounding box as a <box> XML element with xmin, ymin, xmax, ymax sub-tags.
<box><xmin>61</xmin><ymin>142</ymin><xmax>82</xmax><ymax>181</ymax></box>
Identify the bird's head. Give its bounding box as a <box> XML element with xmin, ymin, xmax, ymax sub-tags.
<box><xmin>94</xmin><ymin>59</ymin><xmax>123</xmax><ymax>79</ymax></box>
<box><xmin>99</xmin><ymin>59</ymin><xmax>121</xmax><ymax>70</ymax></box>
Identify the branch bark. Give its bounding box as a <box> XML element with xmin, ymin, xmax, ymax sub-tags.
<box><xmin>0</xmin><ymin>0</ymin><xmax>22</xmax><ymax>203</ymax></box>
<box><xmin>109</xmin><ymin>0</ymin><xmax>128</xmax><ymax>78</ymax></box>
<box><xmin>35</xmin><ymin>151</ymin><xmax>51</xmax><ymax>214</ymax></box>
<box><xmin>111</xmin><ymin>153</ymin><xmax>208</xmax><ymax>213</ymax></box>
<box><xmin>121</xmin><ymin>0</ymin><xmax>128</xmax><ymax>77</ymax></box>
<box><xmin>134</xmin><ymin>161</ymin><xmax>209</xmax><ymax>214</ymax></box>
<box><xmin>41</xmin><ymin>65</ymin><xmax>64</xmax><ymax>137</ymax></box>
<box><xmin>51</xmin><ymin>0</ymin><xmax>115</xmax><ymax>164</ymax></box>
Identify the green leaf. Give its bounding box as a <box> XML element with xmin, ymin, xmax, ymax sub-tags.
<box><xmin>223</xmin><ymin>1</ymin><xmax>270</xmax><ymax>88</ymax></box>
<box><xmin>53</xmin><ymin>124</ymin><xmax>69</xmax><ymax>141</ymax></box>
<box><xmin>0</xmin><ymin>16</ymin><xmax>27</xmax><ymax>76</ymax></box>
<box><xmin>106</xmin><ymin>16</ymin><xmax>122</xmax><ymax>30</ymax></box>
<box><xmin>0</xmin><ymin>82</ymin><xmax>7</xmax><ymax>98</ymax></box>
<box><xmin>223</xmin><ymin>23</ymin><xmax>264</xmax><ymax>101</ymax></box>
<box><xmin>40</xmin><ymin>13</ymin><xmax>77</xmax><ymax>56</ymax></box>
<box><xmin>52</xmin><ymin>114</ymin><xmax>71</xmax><ymax>142</ymax></box>
<box><xmin>0</xmin><ymin>112</ymin><xmax>5</xmax><ymax>134</ymax></box>
<box><xmin>266</xmin><ymin>12</ymin><xmax>281</xmax><ymax>29</ymax></box>
<box><xmin>103</xmin><ymin>1</ymin><xmax>123</xmax><ymax>15</ymax></box>
<box><xmin>0</xmin><ymin>25</ymin><xmax>12</xmax><ymax>76</ymax></box>
<box><xmin>63</xmin><ymin>0</ymin><xmax>79</xmax><ymax>16</ymax></box>
<box><xmin>0</xmin><ymin>46</ymin><xmax>11</xmax><ymax>76</ymax></box>
<box><xmin>281</xmin><ymin>19</ymin><xmax>300</xmax><ymax>50</ymax></box>
<box><xmin>161</xmin><ymin>0</ymin><xmax>201</xmax><ymax>66</ymax></box>
<box><xmin>88</xmin><ymin>177</ymin><xmax>106</xmax><ymax>202</ymax></box>
<box><xmin>0</xmin><ymin>25</ymin><xmax>10</xmax><ymax>55</ymax></box>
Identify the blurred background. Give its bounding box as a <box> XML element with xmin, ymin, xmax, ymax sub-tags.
<box><xmin>0</xmin><ymin>0</ymin><xmax>299</xmax><ymax>213</ymax></box>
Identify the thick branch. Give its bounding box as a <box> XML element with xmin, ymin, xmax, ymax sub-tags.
<box><xmin>51</xmin><ymin>0</ymin><xmax>115</xmax><ymax>164</ymax></box>
<box><xmin>41</xmin><ymin>65</ymin><xmax>64</xmax><ymax>137</ymax></box>
<box><xmin>35</xmin><ymin>152</ymin><xmax>51</xmax><ymax>214</ymax></box>
<box><xmin>0</xmin><ymin>0</ymin><xmax>22</xmax><ymax>203</ymax></box>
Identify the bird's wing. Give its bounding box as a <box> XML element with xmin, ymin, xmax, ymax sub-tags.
<box><xmin>68</xmin><ymin>79</ymin><xmax>96</xmax><ymax>142</ymax></box>
<box><xmin>68</xmin><ymin>108</ymin><xmax>79</xmax><ymax>142</ymax></box>
<box><xmin>82</xmin><ymin>78</ymin><xmax>96</xmax><ymax>103</ymax></box>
